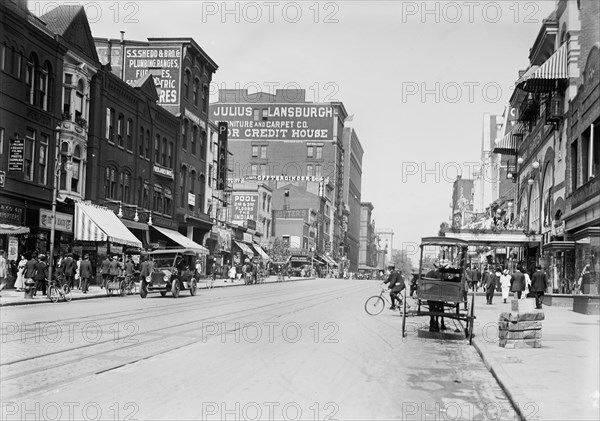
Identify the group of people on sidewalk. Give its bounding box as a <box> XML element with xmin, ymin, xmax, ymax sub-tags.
<box><xmin>466</xmin><ymin>265</ymin><xmax>548</xmax><ymax>309</ymax></box>
<box><xmin>10</xmin><ymin>252</ymin><xmax>95</xmax><ymax>295</ymax></box>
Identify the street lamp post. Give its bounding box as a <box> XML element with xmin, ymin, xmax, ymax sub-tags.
<box><xmin>48</xmin><ymin>126</ymin><xmax>71</xmax><ymax>284</ymax></box>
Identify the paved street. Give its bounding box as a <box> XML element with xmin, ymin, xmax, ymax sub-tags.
<box><xmin>0</xmin><ymin>278</ymin><xmax>515</xmax><ymax>420</ymax></box>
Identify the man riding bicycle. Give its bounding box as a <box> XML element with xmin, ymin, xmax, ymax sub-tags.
<box><xmin>383</xmin><ymin>265</ymin><xmax>406</xmax><ymax>310</ymax></box>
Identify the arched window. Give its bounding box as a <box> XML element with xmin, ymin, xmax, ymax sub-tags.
<box><xmin>193</xmin><ymin>78</ymin><xmax>200</xmax><ymax>107</ymax></box>
<box><xmin>164</xmin><ymin>188</ymin><xmax>172</xmax><ymax>215</ymax></box>
<box><xmin>168</xmin><ymin>141</ymin><xmax>174</xmax><ymax>168</ymax></box>
<box><xmin>153</xmin><ymin>184</ymin><xmax>163</xmax><ymax>214</ymax></box>
<box><xmin>529</xmin><ymin>181</ymin><xmax>540</xmax><ymax>233</ymax></box>
<box><xmin>200</xmin><ymin>130</ymin><xmax>207</xmax><ymax>161</ymax></box>
<box><xmin>184</xmin><ymin>69</ymin><xmax>191</xmax><ymax>99</ymax></box>
<box><xmin>117</xmin><ymin>113</ymin><xmax>124</xmax><ymax>147</ymax></box>
<box><xmin>189</xmin><ymin>170</ymin><xmax>196</xmax><ymax>210</ymax></box>
<box><xmin>38</xmin><ymin>61</ymin><xmax>50</xmax><ymax>110</ymax></box>
<box><xmin>182</xmin><ymin>119</ymin><xmax>188</xmax><ymax>149</ymax></box>
<box><xmin>202</xmin><ymin>84</ymin><xmax>209</xmax><ymax>113</ymax></box>
<box><xmin>71</xmin><ymin>145</ymin><xmax>82</xmax><ymax>193</ymax></box>
<box><xmin>180</xmin><ymin>166</ymin><xmax>187</xmax><ymax>208</ymax></box>
<box><xmin>145</xmin><ymin>129</ymin><xmax>151</xmax><ymax>159</ymax></box>
<box><xmin>154</xmin><ymin>134</ymin><xmax>160</xmax><ymax>163</ymax></box>
<box><xmin>75</xmin><ymin>79</ymin><xmax>85</xmax><ymax>121</ymax></box>
<box><xmin>191</xmin><ymin>125</ymin><xmax>198</xmax><ymax>155</ymax></box>
<box><xmin>126</xmin><ymin>119</ymin><xmax>133</xmax><ymax>150</ymax></box>
<box><xmin>541</xmin><ymin>164</ymin><xmax>553</xmax><ymax>229</ymax></box>
<box><xmin>139</xmin><ymin>126</ymin><xmax>144</xmax><ymax>156</ymax></box>
<box><xmin>104</xmin><ymin>166</ymin><xmax>117</xmax><ymax>199</ymax></box>
<box><xmin>60</xmin><ymin>142</ymin><xmax>69</xmax><ymax>190</ymax></box>
<box><xmin>26</xmin><ymin>53</ymin><xmax>38</xmax><ymax>104</ymax></box>
<box><xmin>162</xmin><ymin>137</ymin><xmax>167</xmax><ymax>166</ymax></box>
<box><xmin>199</xmin><ymin>174</ymin><xmax>206</xmax><ymax>213</ymax></box>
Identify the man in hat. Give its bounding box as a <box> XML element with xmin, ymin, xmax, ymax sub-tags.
<box><xmin>62</xmin><ymin>253</ymin><xmax>75</xmax><ymax>289</ymax></box>
<box><xmin>530</xmin><ymin>265</ymin><xmax>548</xmax><ymax>309</ymax></box>
<box><xmin>384</xmin><ymin>264</ymin><xmax>406</xmax><ymax>310</ymax></box>
<box><xmin>79</xmin><ymin>254</ymin><xmax>93</xmax><ymax>293</ymax></box>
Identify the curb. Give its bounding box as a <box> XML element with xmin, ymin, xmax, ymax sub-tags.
<box><xmin>471</xmin><ymin>336</ymin><xmax>527</xmax><ymax>421</ymax></box>
<box><xmin>0</xmin><ymin>277</ymin><xmax>315</xmax><ymax>307</ymax></box>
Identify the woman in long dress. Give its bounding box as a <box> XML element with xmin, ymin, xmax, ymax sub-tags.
<box><xmin>500</xmin><ymin>269</ymin><xmax>512</xmax><ymax>303</ymax></box>
<box><xmin>14</xmin><ymin>255</ymin><xmax>27</xmax><ymax>291</ymax></box>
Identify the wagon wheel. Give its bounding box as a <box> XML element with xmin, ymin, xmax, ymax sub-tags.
<box><xmin>401</xmin><ymin>290</ymin><xmax>407</xmax><ymax>338</ymax></box>
<box><xmin>468</xmin><ymin>292</ymin><xmax>475</xmax><ymax>344</ymax></box>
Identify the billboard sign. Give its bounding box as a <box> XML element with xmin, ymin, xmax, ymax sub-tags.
<box><xmin>123</xmin><ymin>46</ymin><xmax>182</xmax><ymax>106</ymax></box>
<box><xmin>231</xmin><ymin>194</ymin><xmax>258</xmax><ymax>225</ymax></box>
<box><xmin>211</xmin><ymin>104</ymin><xmax>334</xmax><ymax>141</ymax></box>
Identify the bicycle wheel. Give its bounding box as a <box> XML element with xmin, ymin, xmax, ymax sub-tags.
<box><xmin>364</xmin><ymin>296</ymin><xmax>385</xmax><ymax>315</ymax></box>
<box><xmin>63</xmin><ymin>285</ymin><xmax>72</xmax><ymax>302</ymax></box>
<box><xmin>48</xmin><ymin>286</ymin><xmax>60</xmax><ymax>303</ymax></box>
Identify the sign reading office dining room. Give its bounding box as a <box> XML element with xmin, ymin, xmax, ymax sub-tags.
<box><xmin>39</xmin><ymin>209</ymin><xmax>73</xmax><ymax>232</ymax></box>
<box><xmin>231</xmin><ymin>194</ymin><xmax>258</xmax><ymax>225</ymax></box>
<box><xmin>211</xmin><ymin>104</ymin><xmax>334</xmax><ymax>141</ymax></box>
<box><xmin>123</xmin><ymin>46</ymin><xmax>182</xmax><ymax>106</ymax></box>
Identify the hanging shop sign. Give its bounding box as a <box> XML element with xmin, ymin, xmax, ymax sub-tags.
<box><xmin>39</xmin><ymin>209</ymin><xmax>73</xmax><ymax>232</ymax></box>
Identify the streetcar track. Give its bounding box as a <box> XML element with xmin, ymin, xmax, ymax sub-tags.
<box><xmin>1</xmin><ymin>283</ymin><xmax>368</xmax><ymax>400</ymax></box>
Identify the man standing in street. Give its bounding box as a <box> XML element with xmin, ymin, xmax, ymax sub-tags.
<box><xmin>531</xmin><ymin>265</ymin><xmax>548</xmax><ymax>309</ymax></box>
<box><xmin>510</xmin><ymin>266</ymin><xmax>526</xmax><ymax>299</ymax></box>
<box><xmin>62</xmin><ymin>253</ymin><xmax>75</xmax><ymax>289</ymax></box>
<box><xmin>100</xmin><ymin>255</ymin><xmax>110</xmax><ymax>289</ymax></box>
<box><xmin>79</xmin><ymin>254</ymin><xmax>93</xmax><ymax>293</ymax></box>
<box><xmin>384</xmin><ymin>264</ymin><xmax>405</xmax><ymax>310</ymax></box>
<box><xmin>483</xmin><ymin>267</ymin><xmax>495</xmax><ymax>304</ymax></box>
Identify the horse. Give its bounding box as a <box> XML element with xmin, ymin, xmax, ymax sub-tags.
<box><xmin>425</xmin><ymin>269</ymin><xmax>447</xmax><ymax>332</ymax></box>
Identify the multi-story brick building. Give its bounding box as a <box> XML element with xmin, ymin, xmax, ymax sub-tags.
<box><xmin>209</xmin><ymin>89</ymin><xmax>348</xmax><ymax>264</ymax></box>
<box><xmin>359</xmin><ymin>202</ymin><xmax>378</xmax><ymax>271</ymax></box>
<box><xmin>94</xmin><ymin>36</ymin><xmax>218</xmax><ymax>249</ymax></box>
<box><xmin>342</xmin><ymin>124</ymin><xmax>364</xmax><ymax>272</ymax></box>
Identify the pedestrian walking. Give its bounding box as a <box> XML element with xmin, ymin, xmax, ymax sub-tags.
<box><xmin>0</xmin><ymin>250</ymin><xmax>8</xmax><ymax>294</ymax></box>
<box><xmin>33</xmin><ymin>254</ymin><xmax>48</xmax><ymax>296</ymax></box>
<box><xmin>509</xmin><ymin>266</ymin><xmax>526</xmax><ymax>299</ymax></box>
<box><xmin>195</xmin><ymin>259</ymin><xmax>202</xmax><ymax>280</ymax></box>
<box><xmin>75</xmin><ymin>255</ymin><xmax>82</xmax><ymax>289</ymax></box>
<box><xmin>79</xmin><ymin>254</ymin><xmax>93</xmax><ymax>293</ymax></box>
<box><xmin>24</xmin><ymin>252</ymin><xmax>38</xmax><ymax>291</ymax></box>
<box><xmin>500</xmin><ymin>269</ymin><xmax>511</xmax><ymax>303</ymax></box>
<box><xmin>208</xmin><ymin>262</ymin><xmax>217</xmax><ymax>288</ymax></box>
<box><xmin>62</xmin><ymin>253</ymin><xmax>75</xmax><ymax>289</ymax></box>
<box><xmin>228</xmin><ymin>265</ymin><xmax>236</xmax><ymax>283</ymax></box>
<box><xmin>531</xmin><ymin>265</ymin><xmax>548</xmax><ymax>309</ymax></box>
<box><xmin>483</xmin><ymin>267</ymin><xmax>495</xmax><ymax>304</ymax></box>
<box><xmin>14</xmin><ymin>255</ymin><xmax>27</xmax><ymax>292</ymax></box>
<box><xmin>100</xmin><ymin>256</ymin><xmax>110</xmax><ymax>288</ymax></box>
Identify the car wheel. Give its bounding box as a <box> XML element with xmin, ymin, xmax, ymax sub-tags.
<box><xmin>171</xmin><ymin>279</ymin><xmax>180</xmax><ymax>298</ymax></box>
<box><xmin>190</xmin><ymin>279</ymin><xmax>197</xmax><ymax>296</ymax></box>
<box><xmin>140</xmin><ymin>281</ymin><xmax>148</xmax><ymax>298</ymax></box>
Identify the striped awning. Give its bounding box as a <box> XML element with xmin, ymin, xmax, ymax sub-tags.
<box><xmin>516</xmin><ymin>43</ymin><xmax>568</xmax><ymax>92</ymax></box>
<box><xmin>493</xmin><ymin>122</ymin><xmax>526</xmax><ymax>155</ymax></box>
<box><xmin>74</xmin><ymin>202</ymin><xmax>142</xmax><ymax>248</ymax></box>
<box><xmin>252</xmin><ymin>243</ymin><xmax>271</xmax><ymax>261</ymax></box>
<box><xmin>322</xmin><ymin>254</ymin><xmax>338</xmax><ymax>267</ymax></box>
<box><xmin>0</xmin><ymin>224</ymin><xmax>30</xmax><ymax>235</ymax></box>
<box><xmin>234</xmin><ymin>241</ymin><xmax>254</xmax><ymax>257</ymax></box>
<box><xmin>151</xmin><ymin>226</ymin><xmax>209</xmax><ymax>254</ymax></box>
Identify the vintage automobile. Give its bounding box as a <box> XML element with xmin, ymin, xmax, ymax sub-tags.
<box><xmin>139</xmin><ymin>249</ymin><xmax>201</xmax><ymax>298</ymax></box>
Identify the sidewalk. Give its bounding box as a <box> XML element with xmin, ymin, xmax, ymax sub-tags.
<box><xmin>470</xmin><ymin>292</ymin><xmax>600</xmax><ymax>420</ymax></box>
<box><xmin>0</xmin><ymin>275</ymin><xmax>311</xmax><ymax>307</ymax></box>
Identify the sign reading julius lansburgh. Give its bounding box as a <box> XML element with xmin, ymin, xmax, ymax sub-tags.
<box><xmin>211</xmin><ymin>104</ymin><xmax>334</xmax><ymax>141</ymax></box>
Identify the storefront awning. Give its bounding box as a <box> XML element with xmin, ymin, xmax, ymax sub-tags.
<box><xmin>0</xmin><ymin>224</ymin><xmax>30</xmax><ymax>235</ymax></box>
<box><xmin>493</xmin><ymin>122</ymin><xmax>526</xmax><ymax>155</ymax></box>
<box><xmin>516</xmin><ymin>43</ymin><xmax>568</xmax><ymax>93</ymax></box>
<box><xmin>151</xmin><ymin>226</ymin><xmax>209</xmax><ymax>254</ymax></box>
<box><xmin>234</xmin><ymin>241</ymin><xmax>254</xmax><ymax>257</ymax></box>
<box><xmin>322</xmin><ymin>254</ymin><xmax>338</xmax><ymax>266</ymax></box>
<box><xmin>313</xmin><ymin>254</ymin><xmax>328</xmax><ymax>265</ymax></box>
<box><xmin>252</xmin><ymin>243</ymin><xmax>271</xmax><ymax>261</ymax></box>
<box><xmin>74</xmin><ymin>202</ymin><xmax>142</xmax><ymax>248</ymax></box>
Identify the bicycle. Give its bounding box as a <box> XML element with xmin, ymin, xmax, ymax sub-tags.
<box><xmin>119</xmin><ymin>274</ymin><xmax>137</xmax><ymax>296</ymax></box>
<box><xmin>48</xmin><ymin>278</ymin><xmax>72</xmax><ymax>303</ymax></box>
<box><xmin>364</xmin><ymin>285</ymin><xmax>409</xmax><ymax>316</ymax></box>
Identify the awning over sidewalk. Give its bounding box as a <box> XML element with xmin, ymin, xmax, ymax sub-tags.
<box><xmin>313</xmin><ymin>254</ymin><xmax>328</xmax><ymax>265</ymax></box>
<box><xmin>151</xmin><ymin>226</ymin><xmax>209</xmax><ymax>254</ymax></box>
<box><xmin>252</xmin><ymin>243</ymin><xmax>271</xmax><ymax>261</ymax></box>
<box><xmin>74</xmin><ymin>202</ymin><xmax>142</xmax><ymax>248</ymax></box>
<box><xmin>516</xmin><ymin>43</ymin><xmax>568</xmax><ymax>92</ymax></box>
<box><xmin>493</xmin><ymin>122</ymin><xmax>526</xmax><ymax>156</ymax></box>
<box><xmin>0</xmin><ymin>224</ymin><xmax>30</xmax><ymax>235</ymax></box>
<box><xmin>321</xmin><ymin>254</ymin><xmax>338</xmax><ymax>266</ymax></box>
<box><xmin>234</xmin><ymin>241</ymin><xmax>254</xmax><ymax>257</ymax></box>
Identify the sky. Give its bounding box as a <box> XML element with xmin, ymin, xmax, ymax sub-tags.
<box><xmin>33</xmin><ymin>0</ymin><xmax>557</xmax><ymax>259</ymax></box>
